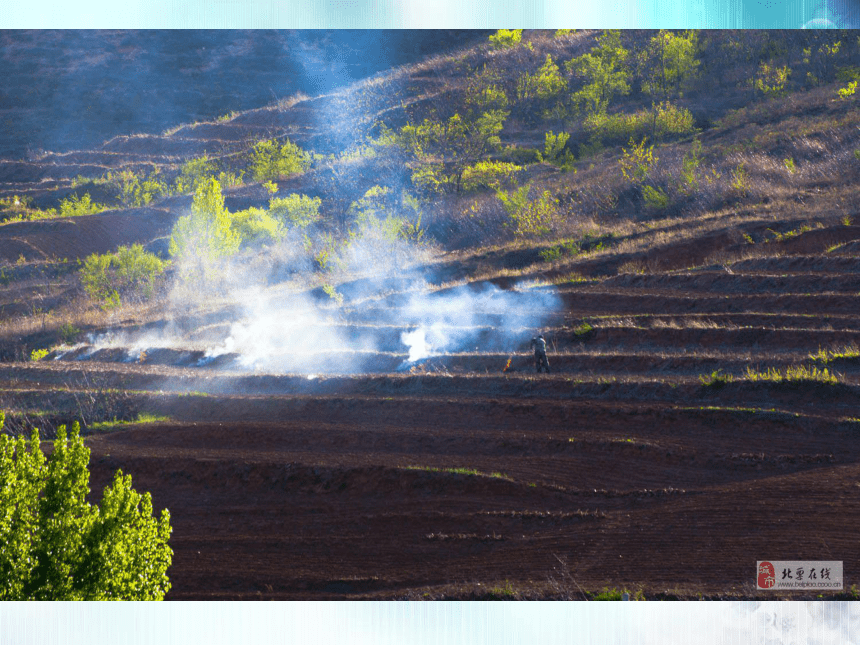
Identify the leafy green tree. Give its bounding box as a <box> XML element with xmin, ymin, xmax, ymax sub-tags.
<box><xmin>540</xmin><ymin>131</ymin><xmax>576</xmax><ymax>171</ymax></box>
<box><xmin>461</xmin><ymin>160</ymin><xmax>522</xmax><ymax>191</ymax></box>
<box><xmin>173</xmin><ymin>156</ymin><xmax>218</xmax><ymax>194</ymax></box>
<box><xmin>497</xmin><ymin>183</ymin><xmax>558</xmax><ymax>237</ymax></box>
<box><xmin>619</xmin><ymin>137</ymin><xmax>657</xmax><ymax>185</ymax></box>
<box><xmin>753</xmin><ymin>62</ymin><xmax>791</xmax><ymax>98</ymax></box>
<box><xmin>566</xmin><ymin>30</ymin><xmax>631</xmax><ymax>115</ymax></box>
<box><xmin>81</xmin><ymin>244</ymin><xmax>167</xmax><ymax>308</ymax></box>
<box><xmin>249</xmin><ymin>138</ymin><xmax>312</xmax><ymax>183</ymax></box>
<box><xmin>639</xmin><ymin>30</ymin><xmax>700</xmax><ymax>101</ymax></box>
<box><xmin>268</xmin><ymin>194</ymin><xmax>322</xmax><ymax>228</ymax></box>
<box><xmin>517</xmin><ymin>54</ymin><xmax>567</xmax><ymax>105</ymax></box>
<box><xmin>229</xmin><ymin>207</ymin><xmax>283</xmax><ymax>246</ymax></box>
<box><xmin>398</xmin><ymin>110</ymin><xmax>508</xmax><ymax>193</ymax></box>
<box><xmin>488</xmin><ymin>29</ymin><xmax>523</xmax><ymax>50</ymax></box>
<box><xmin>169</xmin><ymin>178</ymin><xmax>241</xmax><ymax>284</ymax></box>
<box><xmin>0</xmin><ymin>415</ymin><xmax>172</xmax><ymax>600</ymax></box>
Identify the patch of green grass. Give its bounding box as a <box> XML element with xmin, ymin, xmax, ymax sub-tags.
<box><xmin>90</xmin><ymin>413</ymin><xmax>171</xmax><ymax>432</ymax></box>
<box><xmin>573</xmin><ymin>321</ymin><xmax>594</xmax><ymax>337</ymax></box>
<box><xmin>587</xmin><ymin>587</ymin><xmax>644</xmax><ymax>601</ymax></box>
<box><xmin>743</xmin><ymin>365</ymin><xmax>840</xmax><ymax>385</ymax></box>
<box><xmin>699</xmin><ymin>369</ymin><xmax>733</xmax><ymax>388</ymax></box>
<box><xmin>809</xmin><ymin>344</ymin><xmax>860</xmax><ymax>364</ymax></box>
<box><xmin>486</xmin><ymin>580</ymin><xmax>517</xmax><ymax>599</ymax></box>
<box><xmin>405</xmin><ymin>466</ymin><xmax>511</xmax><ymax>480</ymax></box>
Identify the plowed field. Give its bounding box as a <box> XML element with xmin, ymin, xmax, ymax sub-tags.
<box><xmin>4</xmin><ymin>226</ymin><xmax>860</xmax><ymax>599</ymax></box>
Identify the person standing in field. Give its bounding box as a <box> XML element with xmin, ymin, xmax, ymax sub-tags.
<box><xmin>530</xmin><ymin>334</ymin><xmax>550</xmax><ymax>373</ymax></box>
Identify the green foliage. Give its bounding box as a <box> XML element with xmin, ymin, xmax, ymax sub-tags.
<box><xmin>249</xmin><ymin>138</ymin><xmax>312</xmax><ymax>183</ymax></box>
<box><xmin>567</xmin><ymin>30</ymin><xmax>630</xmax><ymax>115</ymax></box>
<box><xmin>783</xmin><ymin>157</ymin><xmax>796</xmax><ymax>174</ymax></box>
<box><xmin>411</xmin><ymin>164</ymin><xmax>452</xmax><ymax>194</ymax></box>
<box><xmin>743</xmin><ymin>365</ymin><xmax>840</xmax><ymax>385</ymax></box>
<box><xmin>81</xmin><ymin>244</ymin><xmax>167</xmax><ymax>307</ymax></box>
<box><xmin>59</xmin><ymin>323</ymin><xmax>81</xmax><ymax>345</ymax></box>
<box><xmin>838</xmin><ymin>80</ymin><xmax>857</xmax><ymax>100</ymax></box>
<box><xmin>173</xmin><ymin>156</ymin><xmax>217</xmax><ymax>194</ymax></box>
<box><xmin>262</xmin><ymin>180</ymin><xmax>278</xmax><ymax>195</ymax></box>
<box><xmin>29</xmin><ymin>349</ymin><xmax>49</xmax><ymax>362</ymax></box>
<box><xmin>169</xmin><ymin>178</ymin><xmax>241</xmax><ymax>281</ymax></box>
<box><xmin>836</xmin><ymin>66</ymin><xmax>860</xmax><ymax>83</ymax></box>
<box><xmin>753</xmin><ymin>62</ymin><xmax>791</xmax><ymax>98</ymax></box>
<box><xmin>809</xmin><ymin>344</ymin><xmax>860</xmax><ymax>365</ymax></box>
<box><xmin>540</xmin><ymin>239</ymin><xmax>581</xmax><ymax>262</ymax></box>
<box><xmin>229</xmin><ymin>207</ymin><xmax>283</xmax><ymax>246</ymax></box>
<box><xmin>587</xmin><ymin>587</ymin><xmax>644</xmax><ymax>601</ymax></box>
<box><xmin>398</xmin><ymin>110</ymin><xmax>508</xmax><ymax>193</ymax></box>
<box><xmin>516</xmin><ymin>54</ymin><xmax>567</xmax><ymax>117</ymax></box>
<box><xmin>58</xmin><ymin>193</ymin><xmax>106</xmax><ymax>218</ymax></box>
<box><xmin>699</xmin><ymin>369</ymin><xmax>733</xmax><ymax>388</ymax></box>
<box><xmin>730</xmin><ymin>163</ymin><xmax>750</xmax><ymax>196</ymax></box>
<box><xmin>541</xmin><ymin>131</ymin><xmax>576</xmax><ymax>171</ymax></box>
<box><xmin>488</xmin><ymin>29</ymin><xmax>522</xmax><ymax>50</ymax></box>
<box><xmin>619</xmin><ymin>137</ymin><xmax>657</xmax><ymax>185</ymax></box>
<box><xmin>584</xmin><ymin>102</ymin><xmax>694</xmax><ymax>145</ymax></box>
<box><xmin>679</xmin><ymin>138</ymin><xmax>703</xmax><ymax>192</ymax></box>
<box><xmin>497</xmin><ymin>183</ymin><xmax>558</xmax><ymax>237</ymax></box>
<box><xmin>461</xmin><ymin>160</ymin><xmax>522</xmax><ymax>191</ymax></box>
<box><xmin>0</xmin><ymin>419</ymin><xmax>172</xmax><ymax>600</ymax></box>
<box><xmin>640</xmin><ymin>30</ymin><xmax>700</xmax><ymax>101</ymax></box>
<box><xmin>642</xmin><ymin>185</ymin><xmax>670</xmax><ymax>209</ymax></box>
<box><xmin>110</xmin><ymin>169</ymin><xmax>170</xmax><ymax>207</ymax></box>
<box><xmin>347</xmin><ymin>185</ymin><xmax>424</xmax><ymax>245</ymax></box>
<box><xmin>322</xmin><ymin>284</ymin><xmax>344</xmax><ymax>306</ymax></box>
<box><xmin>501</xmin><ymin>145</ymin><xmax>542</xmax><ymax>165</ymax></box>
<box><xmin>555</xmin><ymin>29</ymin><xmax>575</xmax><ymax>38</ymax></box>
<box><xmin>268</xmin><ymin>194</ymin><xmax>322</xmax><ymax>228</ymax></box>
<box><xmin>464</xmin><ymin>66</ymin><xmax>509</xmax><ymax>113</ymax></box>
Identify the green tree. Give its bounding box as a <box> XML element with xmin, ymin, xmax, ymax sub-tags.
<box><xmin>249</xmin><ymin>138</ymin><xmax>312</xmax><ymax>183</ymax></box>
<box><xmin>639</xmin><ymin>30</ymin><xmax>700</xmax><ymax>101</ymax></box>
<box><xmin>497</xmin><ymin>183</ymin><xmax>558</xmax><ymax>237</ymax></box>
<box><xmin>169</xmin><ymin>178</ymin><xmax>241</xmax><ymax>283</ymax></box>
<box><xmin>488</xmin><ymin>29</ymin><xmax>523</xmax><ymax>50</ymax></box>
<box><xmin>567</xmin><ymin>30</ymin><xmax>631</xmax><ymax>115</ymax></box>
<box><xmin>81</xmin><ymin>244</ymin><xmax>167</xmax><ymax>308</ymax></box>
<box><xmin>268</xmin><ymin>194</ymin><xmax>322</xmax><ymax>228</ymax></box>
<box><xmin>516</xmin><ymin>54</ymin><xmax>567</xmax><ymax>109</ymax></box>
<box><xmin>0</xmin><ymin>415</ymin><xmax>172</xmax><ymax>600</ymax></box>
<box><xmin>619</xmin><ymin>137</ymin><xmax>657</xmax><ymax>185</ymax></box>
<box><xmin>399</xmin><ymin>110</ymin><xmax>508</xmax><ymax>193</ymax></box>
<box><xmin>753</xmin><ymin>62</ymin><xmax>791</xmax><ymax>98</ymax></box>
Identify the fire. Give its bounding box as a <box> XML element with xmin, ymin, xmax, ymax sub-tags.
<box><xmin>502</xmin><ymin>356</ymin><xmax>512</xmax><ymax>373</ymax></box>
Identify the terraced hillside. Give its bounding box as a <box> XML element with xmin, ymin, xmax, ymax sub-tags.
<box><xmin>2</xmin><ymin>30</ymin><xmax>860</xmax><ymax>599</ymax></box>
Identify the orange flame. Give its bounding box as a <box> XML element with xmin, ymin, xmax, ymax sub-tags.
<box><xmin>503</xmin><ymin>357</ymin><xmax>512</xmax><ymax>373</ymax></box>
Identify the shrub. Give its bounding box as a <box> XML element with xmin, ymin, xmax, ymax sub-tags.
<box><xmin>249</xmin><ymin>138</ymin><xmax>312</xmax><ymax>182</ymax></box>
<box><xmin>619</xmin><ymin>137</ymin><xmax>657</xmax><ymax>185</ymax></box>
<box><xmin>837</xmin><ymin>80</ymin><xmax>857</xmax><ymax>100</ymax></box>
<box><xmin>0</xmin><ymin>417</ymin><xmax>172</xmax><ymax>600</ymax></box>
<box><xmin>229</xmin><ymin>207</ymin><xmax>283</xmax><ymax>246</ymax></box>
<box><xmin>699</xmin><ymin>369</ymin><xmax>733</xmax><ymax>388</ymax></box>
<box><xmin>642</xmin><ymin>185</ymin><xmax>670</xmax><ymax>209</ymax></box>
<box><xmin>81</xmin><ymin>244</ymin><xmax>167</xmax><ymax>308</ymax></box>
<box><xmin>730</xmin><ymin>163</ymin><xmax>750</xmax><ymax>196</ymax></box>
<box><xmin>541</xmin><ymin>131</ymin><xmax>576</xmax><ymax>171</ymax></box>
<box><xmin>111</xmin><ymin>169</ymin><xmax>170</xmax><ymax>207</ymax></box>
<box><xmin>783</xmin><ymin>157</ymin><xmax>796</xmax><ymax>174</ymax></box>
<box><xmin>58</xmin><ymin>193</ymin><xmax>106</xmax><ymax>218</ymax></box>
<box><xmin>498</xmin><ymin>184</ymin><xmax>558</xmax><ymax>237</ymax></box>
<box><xmin>169</xmin><ymin>178</ymin><xmax>241</xmax><ymax>269</ymax></box>
<box><xmin>516</xmin><ymin>54</ymin><xmax>567</xmax><ymax>104</ymax></box>
<box><xmin>461</xmin><ymin>160</ymin><xmax>522</xmax><ymax>191</ymax></box>
<box><xmin>173</xmin><ymin>156</ymin><xmax>218</xmax><ymax>194</ymax></box>
<box><xmin>59</xmin><ymin>323</ymin><xmax>81</xmax><ymax>345</ymax></box>
<box><xmin>753</xmin><ymin>62</ymin><xmax>790</xmax><ymax>98</ymax></box>
<box><xmin>488</xmin><ymin>29</ymin><xmax>522</xmax><ymax>50</ymax></box>
<box><xmin>679</xmin><ymin>138</ymin><xmax>703</xmax><ymax>192</ymax></box>
<box><xmin>29</xmin><ymin>349</ymin><xmax>49</xmax><ymax>362</ymax></box>
<box><xmin>268</xmin><ymin>194</ymin><xmax>322</xmax><ymax>228</ymax></box>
